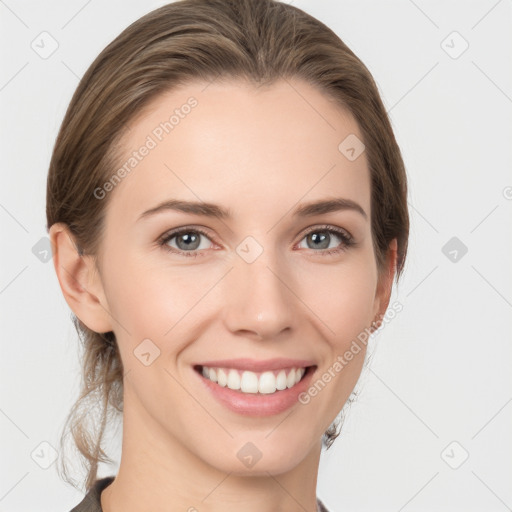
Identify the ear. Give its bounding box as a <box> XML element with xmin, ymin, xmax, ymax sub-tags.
<box><xmin>49</xmin><ymin>222</ymin><xmax>113</xmax><ymax>333</ymax></box>
<box><xmin>372</xmin><ymin>238</ymin><xmax>398</xmax><ymax>323</ymax></box>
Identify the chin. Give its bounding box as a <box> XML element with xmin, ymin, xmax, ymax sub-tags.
<box><xmin>197</xmin><ymin>434</ymin><xmax>314</xmax><ymax>477</ymax></box>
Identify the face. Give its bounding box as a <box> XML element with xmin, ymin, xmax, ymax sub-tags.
<box><xmin>85</xmin><ymin>78</ymin><xmax>392</xmax><ymax>475</ymax></box>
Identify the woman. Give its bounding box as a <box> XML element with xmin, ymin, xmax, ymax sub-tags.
<box><xmin>47</xmin><ymin>0</ymin><xmax>409</xmax><ymax>510</ymax></box>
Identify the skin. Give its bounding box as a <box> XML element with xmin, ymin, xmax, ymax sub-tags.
<box><xmin>50</xmin><ymin>77</ymin><xmax>397</xmax><ymax>512</ymax></box>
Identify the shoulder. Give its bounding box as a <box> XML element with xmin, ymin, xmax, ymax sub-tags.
<box><xmin>69</xmin><ymin>476</ymin><xmax>115</xmax><ymax>512</ymax></box>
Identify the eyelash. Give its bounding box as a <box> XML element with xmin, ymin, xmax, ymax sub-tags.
<box><xmin>157</xmin><ymin>224</ymin><xmax>355</xmax><ymax>258</ymax></box>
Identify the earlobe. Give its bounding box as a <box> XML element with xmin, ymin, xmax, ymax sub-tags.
<box><xmin>49</xmin><ymin>222</ymin><xmax>113</xmax><ymax>334</ymax></box>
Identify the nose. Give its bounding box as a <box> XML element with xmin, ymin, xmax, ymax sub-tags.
<box><xmin>222</xmin><ymin>251</ymin><xmax>296</xmax><ymax>340</ymax></box>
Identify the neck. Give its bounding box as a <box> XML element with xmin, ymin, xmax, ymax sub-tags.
<box><xmin>101</xmin><ymin>392</ymin><xmax>322</xmax><ymax>512</ymax></box>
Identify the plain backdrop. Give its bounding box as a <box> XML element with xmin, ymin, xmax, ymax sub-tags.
<box><xmin>1</xmin><ymin>1</ymin><xmax>511</xmax><ymax>511</ymax></box>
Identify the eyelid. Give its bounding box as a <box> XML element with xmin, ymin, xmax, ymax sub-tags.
<box><xmin>299</xmin><ymin>224</ymin><xmax>353</xmax><ymax>242</ymax></box>
<box><xmin>158</xmin><ymin>224</ymin><xmax>215</xmax><ymax>242</ymax></box>
<box><xmin>158</xmin><ymin>223</ymin><xmax>355</xmax><ymax>257</ymax></box>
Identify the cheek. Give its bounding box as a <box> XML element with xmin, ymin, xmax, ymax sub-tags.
<box><xmin>297</xmin><ymin>256</ymin><xmax>378</xmax><ymax>342</ymax></box>
<box><xmin>291</xmin><ymin>260</ymin><xmax>377</xmax><ymax>429</ymax></box>
<box><xmin>102</xmin><ymin>253</ymin><xmax>220</xmax><ymax>346</ymax></box>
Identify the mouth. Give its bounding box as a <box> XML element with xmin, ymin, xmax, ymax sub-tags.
<box><xmin>193</xmin><ymin>364</ymin><xmax>316</xmax><ymax>395</ymax></box>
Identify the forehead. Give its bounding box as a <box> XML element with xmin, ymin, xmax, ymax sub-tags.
<box><xmin>108</xmin><ymin>78</ymin><xmax>370</xmax><ymax>224</ymax></box>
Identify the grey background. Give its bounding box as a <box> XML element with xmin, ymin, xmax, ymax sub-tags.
<box><xmin>1</xmin><ymin>0</ymin><xmax>511</xmax><ymax>510</ymax></box>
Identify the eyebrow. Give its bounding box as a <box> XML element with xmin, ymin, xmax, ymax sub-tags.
<box><xmin>137</xmin><ymin>197</ymin><xmax>367</xmax><ymax>222</ymax></box>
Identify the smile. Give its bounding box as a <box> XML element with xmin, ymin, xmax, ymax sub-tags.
<box><xmin>195</xmin><ymin>365</ymin><xmax>310</xmax><ymax>395</ymax></box>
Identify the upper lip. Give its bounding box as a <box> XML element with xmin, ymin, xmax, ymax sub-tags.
<box><xmin>195</xmin><ymin>358</ymin><xmax>316</xmax><ymax>372</ymax></box>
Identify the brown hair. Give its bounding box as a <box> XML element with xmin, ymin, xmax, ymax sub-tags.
<box><xmin>46</xmin><ymin>0</ymin><xmax>409</xmax><ymax>491</ymax></box>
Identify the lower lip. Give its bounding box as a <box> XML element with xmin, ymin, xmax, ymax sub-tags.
<box><xmin>193</xmin><ymin>365</ymin><xmax>317</xmax><ymax>417</ymax></box>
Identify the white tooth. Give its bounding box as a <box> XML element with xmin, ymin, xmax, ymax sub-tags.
<box><xmin>227</xmin><ymin>369</ymin><xmax>241</xmax><ymax>390</ymax></box>
<box><xmin>276</xmin><ymin>370</ymin><xmax>287</xmax><ymax>390</ymax></box>
<box><xmin>202</xmin><ymin>366</ymin><xmax>306</xmax><ymax>394</ymax></box>
<box><xmin>240</xmin><ymin>371</ymin><xmax>259</xmax><ymax>393</ymax></box>
<box><xmin>217</xmin><ymin>368</ymin><xmax>227</xmax><ymax>387</ymax></box>
<box><xmin>286</xmin><ymin>368</ymin><xmax>296</xmax><ymax>388</ymax></box>
<box><xmin>208</xmin><ymin>367</ymin><xmax>217</xmax><ymax>383</ymax></box>
<box><xmin>258</xmin><ymin>371</ymin><xmax>277</xmax><ymax>394</ymax></box>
